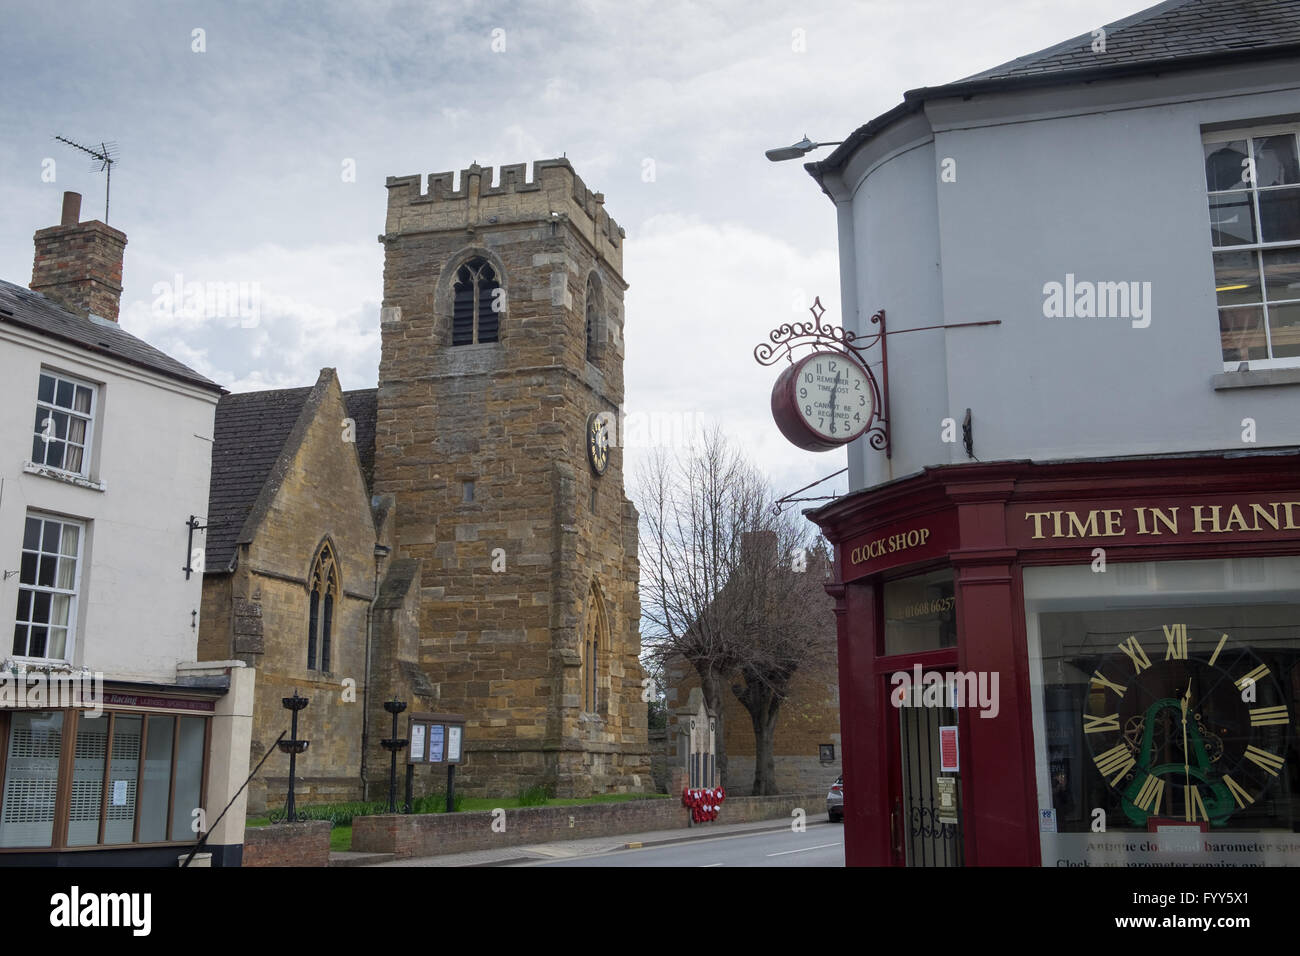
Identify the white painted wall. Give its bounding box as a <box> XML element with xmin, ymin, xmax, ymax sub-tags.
<box><xmin>819</xmin><ymin>61</ymin><xmax>1300</xmax><ymax>491</ymax></box>
<box><xmin>0</xmin><ymin>322</ymin><xmax>219</xmax><ymax>682</ymax></box>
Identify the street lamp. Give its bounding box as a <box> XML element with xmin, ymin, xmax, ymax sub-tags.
<box><xmin>277</xmin><ymin>690</ymin><xmax>310</xmax><ymax>822</ymax></box>
<box><xmin>764</xmin><ymin>135</ymin><xmax>844</xmax><ymax>162</ymax></box>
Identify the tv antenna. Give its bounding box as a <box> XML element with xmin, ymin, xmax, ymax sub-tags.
<box><xmin>53</xmin><ymin>135</ymin><xmax>118</xmax><ymax>223</ymax></box>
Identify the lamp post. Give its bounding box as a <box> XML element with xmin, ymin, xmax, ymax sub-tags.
<box><xmin>276</xmin><ymin>691</ymin><xmax>310</xmax><ymax>822</ymax></box>
<box><xmin>380</xmin><ymin>698</ymin><xmax>409</xmax><ymax>814</ymax></box>
<box><xmin>764</xmin><ymin>135</ymin><xmax>844</xmax><ymax>162</ymax></box>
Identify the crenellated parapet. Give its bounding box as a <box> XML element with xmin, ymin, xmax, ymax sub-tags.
<box><xmin>384</xmin><ymin>158</ymin><xmax>625</xmax><ymax>270</ymax></box>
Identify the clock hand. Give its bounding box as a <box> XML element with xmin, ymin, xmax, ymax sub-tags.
<box><xmin>829</xmin><ymin>369</ymin><xmax>841</xmax><ymax>433</ymax></box>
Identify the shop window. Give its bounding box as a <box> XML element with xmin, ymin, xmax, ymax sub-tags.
<box><xmin>67</xmin><ymin>714</ymin><xmax>108</xmax><ymax>846</ymax></box>
<box><xmin>138</xmin><ymin>715</ymin><xmax>174</xmax><ymax>843</ymax></box>
<box><xmin>883</xmin><ymin>568</ymin><xmax>956</xmax><ymax>656</ymax></box>
<box><xmin>0</xmin><ymin>711</ymin><xmax>64</xmax><ymax>848</ymax></box>
<box><xmin>0</xmin><ymin>711</ymin><xmax>208</xmax><ymax>850</ymax></box>
<box><xmin>1204</xmin><ymin>126</ymin><xmax>1300</xmax><ymax>369</ymax></box>
<box><xmin>104</xmin><ymin>715</ymin><xmax>142</xmax><ymax>844</ymax></box>
<box><xmin>1026</xmin><ymin>557</ymin><xmax>1300</xmax><ymax>866</ymax></box>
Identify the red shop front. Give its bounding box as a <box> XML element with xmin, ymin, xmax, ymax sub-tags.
<box><xmin>808</xmin><ymin>451</ymin><xmax>1300</xmax><ymax>867</ymax></box>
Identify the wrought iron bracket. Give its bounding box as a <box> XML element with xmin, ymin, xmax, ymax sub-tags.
<box><xmin>754</xmin><ymin>297</ymin><xmax>891</xmax><ymax>458</ymax></box>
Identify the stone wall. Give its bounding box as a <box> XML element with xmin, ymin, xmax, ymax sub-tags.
<box><xmin>352</xmin><ymin>792</ymin><xmax>825</xmax><ymax>858</ymax></box>
<box><xmin>374</xmin><ymin>160</ymin><xmax>649</xmax><ymax>796</ymax></box>
<box><xmin>242</xmin><ymin>821</ymin><xmax>331</xmax><ymax>867</ymax></box>
<box><xmin>200</xmin><ymin>371</ymin><xmax>383</xmax><ymax>813</ymax></box>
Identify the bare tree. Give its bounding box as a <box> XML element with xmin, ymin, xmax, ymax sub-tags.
<box><xmin>729</xmin><ymin>531</ymin><xmax>835</xmax><ymax>795</ymax></box>
<box><xmin>635</xmin><ymin>427</ymin><xmax>768</xmax><ymax>784</ymax></box>
<box><xmin>635</xmin><ymin>427</ymin><xmax>834</xmax><ymax>794</ymax></box>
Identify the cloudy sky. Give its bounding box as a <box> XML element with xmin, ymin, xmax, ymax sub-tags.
<box><xmin>0</xmin><ymin>0</ymin><xmax>1151</xmax><ymax>507</ymax></box>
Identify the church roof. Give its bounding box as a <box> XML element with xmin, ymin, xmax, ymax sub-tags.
<box><xmin>0</xmin><ymin>279</ymin><xmax>223</xmax><ymax>393</ymax></box>
<box><xmin>206</xmin><ymin>375</ymin><xmax>379</xmax><ymax>572</ymax></box>
<box><xmin>206</xmin><ymin>384</ymin><xmax>315</xmax><ymax>571</ymax></box>
<box><xmin>809</xmin><ymin>0</ymin><xmax>1300</xmax><ymax>183</ymax></box>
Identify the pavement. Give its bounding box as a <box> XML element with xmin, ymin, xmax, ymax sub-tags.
<box><xmin>352</xmin><ymin>816</ymin><xmax>840</xmax><ymax>867</ymax></box>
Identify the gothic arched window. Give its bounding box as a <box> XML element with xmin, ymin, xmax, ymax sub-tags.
<box><xmin>582</xmin><ymin>583</ymin><xmax>610</xmax><ymax>713</ymax></box>
<box><xmin>307</xmin><ymin>542</ymin><xmax>340</xmax><ymax>672</ymax></box>
<box><xmin>585</xmin><ymin>275</ymin><xmax>600</xmax><ymax>364</ymax></box>
<box><xmin>452</xmin><ymin>257</ymin><xmax>501</xmax><ymax>345</ymax></box>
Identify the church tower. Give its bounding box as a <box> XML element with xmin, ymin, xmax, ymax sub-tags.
<box><xmin>374</xmin><ymin>159</ymin><xmax>650</xmax><ymax>796</ymax></box>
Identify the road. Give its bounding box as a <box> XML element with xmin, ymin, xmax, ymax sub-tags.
<box><xmin>517</xmin><ymin>822</ymin><xmax>844</xmax><ymax>867</ymax></box>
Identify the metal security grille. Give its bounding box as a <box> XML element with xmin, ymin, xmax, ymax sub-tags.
<box><xmin>899</xmin><ymin>702</ymin><xmax>964</xmax><ymax>867</ymax></box>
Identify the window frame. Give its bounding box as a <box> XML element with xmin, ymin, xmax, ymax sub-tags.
<box><xmin>1202</xmin><ymin>122</ymin><xmax>1300</xmax><ymax>371</ymax></box>
<box><xmin>30</xmin><ymin>368</ymin><xmax>99</xmax><ymax>479</ymax></box>
<box><xmin>306</xmin><ymin>542</ymin><xmax>339</xmax><ymax>673</ymax></box>
<box><xmin>0</xmin><ymin>708</ymin><xmax>212</xmax><ymax>852</ymax></box>
<box><xmin>451</xmin><ymin>257</ymin><xmax>502</xmax><ymax>346</ymax></box>
<box><xmin>12</xmin><ymin>511</ymin><xmax>86</xmax><ymax>665</ymax></box>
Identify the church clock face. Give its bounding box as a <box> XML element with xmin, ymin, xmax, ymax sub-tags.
<box><xmin>586</xmin><ymin>412</ymin><xmax>610</xmax><ymax>476</ymax></box>
<box><xmin>1082</xmin><ymin>624</ymin><xmax>1290</xmax><ymax>827</ymax></box>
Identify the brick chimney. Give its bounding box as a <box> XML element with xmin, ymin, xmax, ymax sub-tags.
<box><xmin>30</xmin><ymin>191</ymin><xmax>127</xmax><ymax>321</ymax></box>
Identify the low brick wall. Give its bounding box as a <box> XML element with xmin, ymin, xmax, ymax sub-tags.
<box><xmin>352</xmin><ymin>792</ymin><xmax>824</xmax><ymax>859</ymax></box>
<box><xmin>242</xmin><ymin>821</ymin><xmax>332</xmax><ymax>867</ymax></box>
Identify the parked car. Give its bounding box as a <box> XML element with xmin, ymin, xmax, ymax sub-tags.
<box><xmin>827</xmin><ymin>776</ymin><xmax>844</xmax><ymax>822</ymax></box>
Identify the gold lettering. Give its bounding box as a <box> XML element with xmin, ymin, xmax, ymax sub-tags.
<box><xmin>1222</xmin><ymin>774</ymin><xmax>1254</xmax><ymax>809</ymax></box>
<box><xmin>1192</xmin><ymin>504</ymin><xmax>1221</xmax><ymax>533</ymax></box>
<box><xmin>1067</xmin><ymin>510</ymin><xmax>1101</xmax><ymax>538</ymax></box>
<box><xmin>1250</xmin><ymin>502</ymin><xmax>1280</xmax><ymax>531</ymax></box>
<box><xmin>1050</xmin><ymin>511</ymin><xmax>1064</xmax><ymax>538</ymax></box>
<box><xmin>1102</xmin><ymin>509</ymin><xmax>1125</xmax><ymax>536</ymax></box>
<box><xmin>1090</xmin><ymin>670</ymin><xmax>1127</xmax><ymax>698</ymax></box>
<box><xmin>1135</xmin><ymin>507</ymin><xmax>1150</xmax><ymax>535</ymax></box>
<box><xmin>1223</xmin><ymin>504</ymin><xmax>1249</xmax><ymax>533</ymax></box>
<box><xmin>1151</xmin><ymin>507</ymin><xmax>1178</xmax><ymax>534</ymax></box>
<box><xmin>1025</xmin><ymin>512</ymin><xmax>1049</xmax><ymax>539</ymax></box>
<box><xmin>1283</xmin><ymin>502</ymin><xmax>1300</xmax><ymax>530</ymax></box>
<box><xmin>1118</xmin><ymin>636</ymin><xmax>1152</xmax><ymax>675</ymax></box>
<box><xmin>1208</xmin><ymin>634</ymin><xmax>1228</xmax><ymax>668</ymax></box>
<box><xmin>1163</xmin><ymin>624</ymin><xmax>1187</xmax><ymax>660</ymax></box>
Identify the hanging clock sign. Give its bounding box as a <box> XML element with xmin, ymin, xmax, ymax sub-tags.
<box><xmin>753</xmin><ymin>298</ymin><xmax>891</xmax><ymax>457</ymax></box>
<box><xmin>771</xmin><ymin>351</ymin><xmax>874</xmax><ymax>452</ymax></box>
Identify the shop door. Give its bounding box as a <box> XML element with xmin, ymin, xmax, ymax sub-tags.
<box><xmin>892</xmin><ymin>682</ymin><xmax>964</xmax><ymax>867</ymax></box>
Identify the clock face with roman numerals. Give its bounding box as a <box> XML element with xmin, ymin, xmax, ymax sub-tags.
<box><xmin>1082</xmin><ymin>624</ymin><xmax>1291</xmax><ymax>827</ymax></box>
<box><xmin>586</xmin><ymin>412</ymin><xmax>610</xmax><ymax>476</ymax></box>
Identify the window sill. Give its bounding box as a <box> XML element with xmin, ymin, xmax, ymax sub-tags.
<box><xmin>22</xmin><ymin>461</ymin><xmax>105</xmax><ymax>492</ymax></box>
<box><xmin>1213</xmin><ymin>367</ymin><xmax>1300</xmax><ymax>390</ymax></box>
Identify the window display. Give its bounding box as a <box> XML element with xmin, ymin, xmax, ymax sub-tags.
<box><xmin>1027</xmin><ymin>557</ymin><xmax>1300</xmax><ymax>865</ymax></box>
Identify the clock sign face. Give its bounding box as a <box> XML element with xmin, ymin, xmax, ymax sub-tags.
<box><xmin>1082</xmin><ymin>624</ymin><xmax>1291</xmax><ymax>828</ymax></box>
<box><xmin>770</xmin><ymin>351</ymin><xmax>874</xmax><ymax>452</ymax></box>
<box><xmin>586</xmin><ymin>412</ymin><xmax>610</xmax><ymax>476</ymax></box>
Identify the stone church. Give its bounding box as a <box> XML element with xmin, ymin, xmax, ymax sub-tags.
<box><xmin>198</xmin><ymin>159</ymin><xmax>651</xmax><ymax>810</ymax></box>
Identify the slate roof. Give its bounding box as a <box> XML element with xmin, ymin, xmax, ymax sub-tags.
<box><xmin>206</xmin><ymin>385</ymin><xmax>315</xmax><ymax>571</ymax></box>
<box><xmin>0</xmin><ymin>279</ymin><xmax>223</xmax><ymax>392</ymax></box>
<box><xmin>810</xmin><ymin>0</ymin><xmax>1300</xmax><ymax>182</ymax></box>
<box><xmin>205</xmin><ymin>377</ymin><xmax>379</xmax><ymax>572</ymax></box>
<box><xmin>954</xmin><ymin>0</ymin><xmax>1300</xmax><ymax>85</ymax></box>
